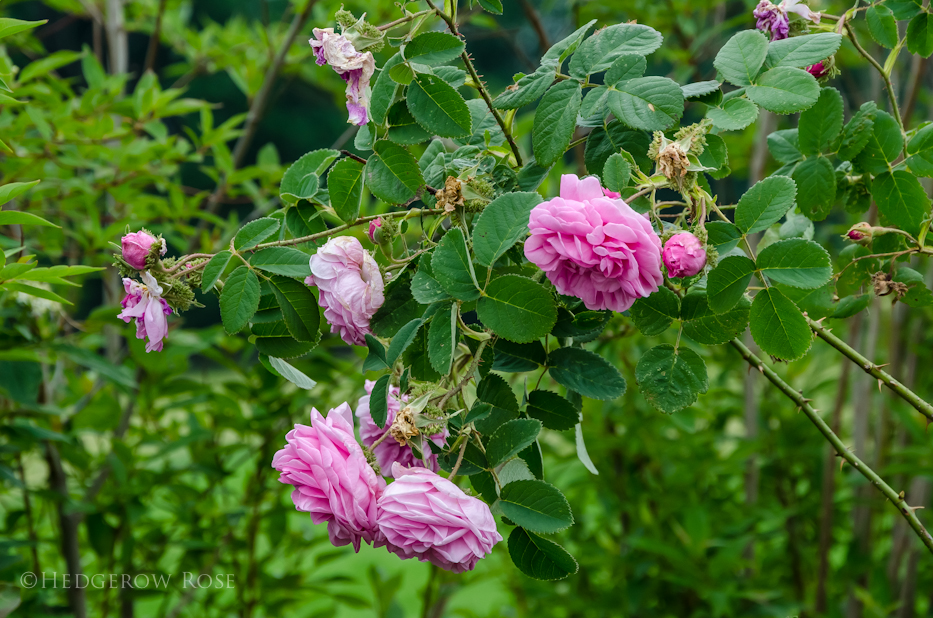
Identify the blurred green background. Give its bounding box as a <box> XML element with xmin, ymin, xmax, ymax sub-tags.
<box><xmin>1</xmin><ymin>0</ymin><xmax>932</xmax><ymax>616</ymax></box>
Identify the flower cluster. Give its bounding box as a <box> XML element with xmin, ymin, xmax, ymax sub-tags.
<box><xmin>753</xmin><ymin>0</ymin><xmax>820</xmax><ymax>41</ymax></box>
<box><xmin>306</xmin><ymin>236</ymin><xmax>385</xmax><ymax>346</ymax></box>
<box><xmin>524</xmin><ymin>174</ymin><xmax>663</xmax><ymax>312</ymax></box>
<box><xmin>273</xmin><ymin>403</ymin><xmax>501</xmax><ymax>572</ymax></box>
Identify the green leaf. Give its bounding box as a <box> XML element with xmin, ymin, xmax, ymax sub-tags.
<box><xmin>250</xmin><ymin>247</ymin><xmax>311</xmax><ymax>278</ymax></box>
<box><xmin>682</xmin><ymin>80</ymin><xmax>721</xmax><ymax>99</ymax></box>
<box><xmin>385</xmin><ymin>317</ymin><xmax>422</xmax><ymax>366</ymax></box>
<box><xmin>747</xmin><ymin>67</ymin><xmax>819</xmax><ymax>114</ymax></box>
<box><xmin>404</xmin><ymin>326</ymin><xmax>441</xmax><ymax>381</ymax></box>
<box><xmin>0</xmin><ymin>210</ymin><xmax>58</xmax><ymax>227</ymax></box>
<box><xmin>477</xmin><ymin>0</ymin><xmax>503</xmax><ymax>14</ymax></box>
<box><xmin>548</xmin><ymin>347</ymin><xmax>626</xmax><ymax>400</ymax></box>
<box><xmin>799</xmin><ymin>87</ymin><xmax>843</xmax><ymax>155</ymax></box>
<box><xmin>0</xmin><ymin>180</ymin><xmax>41</xmax><ymax>207</ymax></box>
<box><xmin>478</xmin><ymin>276</ymin><xmax>557</xmax><ymax>343</ymax></box>
<box><xmin>280</xmin><ymin>149</ymin><xmax>339</xmax><ymax>204</ymax></box>
<box><xmin>533</xmin><ymin>81</ymin><xmax>583</xmax><ymax>166</ymax></box>
<box><xmin>526</xmin><ymin>390</ymin><xmax>579</xmax><ymax>431</ymax></box>
<box><xmin>602</xmin><ymin>153</ymin><xmax>632</xmax><ymax>191</ymax></box>
<box><xmin>604</xmin><ymin>55</ymin><xmax>647</xmax><ymax>86</ymax></box>
<box><xmin>906</xmin><ymin>124</ymin><xmax>933</xmax><ymax>177</ymax></box>
<box><xmin>735</xmin><ymin>175</ymin><xmax>797</xmax><ymax>234</ymax></box>
<box><xmin>387</xmin><ymin>100</ymin><xmax>432</xmax><ymax>144</ymax></box>
<box><xmin>428</xmin><ymin>303</ymin><xmax>458</xmax><ymax>375</ymax></box>
<box><xmin>363</xmin><ymin>335</ymin><xmax>389</xmax><ymax>372</ymax></box>
<box><xmin>370</xmin><ymin>54</ymin><xmax>403</xmax><ymax>126</ymax></box>
<box><xmin>327</xmin><ymin>158</ymin><xmax>364</xmax><ymax>222</ymax></box>
<box><xmin>508</xmin><ymin>528</ymin><xmax>578</xmax><ymax>581</ymax></box>
<box><xmin>0</xmin><ymin>18</ymin><xmax>46</xmax><ymax>40</ymax></box>
<box><xmin>2</xmin><ymin>282</ymin><xmax>71</xmax><ymax>305</ymax></box>
<box><xmin>907</xmin><ymin>13</ymin><xmax>933</xmax><ymax>57</ymax></box>
<box><xmin>855</xmin><ymin>110</ymin><xmax>902</xmax><ymax>174</ymax></box>
<box><xmin>867</xmin><ymin>5</ymin><xmax>899</xmax><ymax>48</ymax></box>
<box><xmin>473</xmin><ymin>192</ymin><xmax>543</xmax><ymax>266</ymax></box>
<box><xmin>608</xmin><ymin>76</ymin><xmax>684</xmax><ymax>132</ymax></box>
<box><xmin>765</xmin><ymin>32</ymin><xmax>843</xmax><ymax>68</ymax></box>
<box><xmin>884</xmin><ymin>0</ymin><xmax>923</xmax><ymax>20</ymax></box>
<box><xmin>487</xmin><ymin>419</ymin><xmax>542</xmax><ymax>468</ymax></box>
<box><xmin>707</xmin><ymin>255</ymin><xmax>756</xmax><ymax>313</ymax></box>
<box><xmin>268</xmin><ymin>357</ymin><xmax>317</xmax><ymax>390</ymax></box>
<box><xmin>681</xmin><ymin>292</ymin><xmax>751</xmax><ymax>345</ymax></box>
<box><xmin>234</xmin><ymin>218</ymin><xmax>280</xmax><ymax>251</ymax></box>
<box><xmin>569</xmin><ymin>24</ymin><xmax>663</xmax><ymax>77</ymax></box>
<box><xmin>894</xmin><ymin>267</ymin><xmax>933</xmax><ymax>307</ymax></box>
<box><xmin>372</xmin><ymin>270</ymin><xmax>426</xmax><ymax>337</ymax></box>
<box><xmin>493</xmin><ymin>68</ymin><xmax>554</xmax><ymax>110</ymax></box>
<box><xmin>493</xmin><ymin>340</ymin><xmax>547</xmax><ymax>372</ymax></box>
<box><xmin>411</xmin><ymin>254</ymin><xmax>452</xmax><ymax>304</ymax></box>
<box><xmin>220</xmin><ymin>266</ymin><xmax>261</xmax><ymax>334</ymax></box>
<box><xmin>202</xmin><ymin>251</ymin><xmax>232</xmax><ymax>292</ymax></box>
<box><xmin>252</xmin><ymin>321</ymin><xmax>317</xmax><ymax>358</ymax></box>
<box><xmin>630</xmin><ymin>287</ymin><xmax>680</xmax><ymax>336</ymax></box>
<box><xmin>366</xmin><ymin>140</ymin><xmax>424</xmax><ymax>204</ymax></box>
<box><xmin>542</xmin><ymin>20</ymin><xmax>597</xmax><ymax>64</ymax></box>
<box><xmin>432</xmin><ymin>228</ymin><xmax>480</xmax><ymax>301</ymax></box>
<box><xmin>749</xmin><ymin>288</ymin><xmax>812</xmax><ymax>361</ymax></box>
<box><xmin>407</xmin><ymin>73</ymin><xmax>472</xmax><ymax>138</ymax></box>
<box><xmin>714</xmin><ymin>30</ymin><xmax>769</xmax><ymax>86</ymax></box>
<box><xmin>792</xmin><ymin>156</ymin><xmax>836</xmax><ymax>221</ymax></box>
<box><xmin>269</xmin><ymin>275</ymin><xmax>321</xmax><ymax>344</ymax></box>
<box><xmin>474</xmin><ymin>372</ymin><xmax>519</xmax><ymax>434</ymax></box>
<box><xmin>778</xmin><ymin>281</ymin><xmax>834</xmax><ymax>319</ymax></box>
<box><xmin>706</xmin><ymin>221</ymin><xmax>742</xmax><ymax>252</ymax></box>
<box><xmin>635</xmin><ymin>344</ymin><xmax>708</xmax><ymax>413</ymax></box>
<box><xmin>872</xmin><ymin>170</ymin><xmax>932</xmax><ymax>237</ymax></box>
<box><xmin>404</xmin><ymin>31</ymin><xmax>465</xmax><ymax>65</ymax></box>
<box><xmin>837</xmin><ymin>102</ymin><xmax>877</xmax><ymax>161</ymax></box>
<box><xmin>370</xmin><ymin>374</ymin><xmax>391</xmax><ymax>428</ymax></box>
<box><xmin>498</xmin><ymin>480</ymin><xmax>574</xmax><ymax>534</ymax></box>
<box><xmin>708</xmin><ymin>98</ymin><xmax>759</xmax><ymax>132</ymax></box>
<box><xmin>19</xmin><ymin>50</ymin><xmax>82</xmax><ymax>83</ymax></box>
<box><xmin>768</xmin><ymin>129</ymin><xmax>802</xmax><ymax>164</ymax></box>
<box><xmin>757</xmin><ymin>238</ymin><xmax>832</xmax><ymax>289</ymax></box>
<box><xmin>584</xmin><ymin>122</ymin><xmax>652</xmax><ymax>176</ymax></box>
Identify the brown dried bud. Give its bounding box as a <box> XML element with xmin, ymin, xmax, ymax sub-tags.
<box><xmin>435</xmin><ymin>176</ymin><xmax>464</xmax><ymax>213</ymax></box>
<box><xmin>871</xmin><ymin>271</ymin><xmax>909</xmax><ymax>301</ymax></box>
<box><xmin>389</xmin><ymin>405</ymin><xmax>420</xmax><ymax>445</ymax></box>
<box><xmin>657</xmin><ymin>142</ymin><xmax>690</xmax><ymax>183</ymax></box>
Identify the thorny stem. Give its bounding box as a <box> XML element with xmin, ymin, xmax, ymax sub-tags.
<box><xmin>807</xmin><ymin>317</ymin><xmax>933</xmax><ymax>423</ymax></box>
<box><xmin>425</xmin><ymin>0</ymin><xmax>524</xmax><ymax>167</ymax></box>
<box><xmin>448</xmin><ymin>435</ymin><xmax>470</xmax><ymax>479</ymax></box>
<box><xmin>843</xmin><ymin>21</ymin><xmax>906</xmax><ymax>145</ymax></box>
<box><xmin>730</xmin><ymin>338</ymin><xmax>933</xmax><ymax>556</ymax></box>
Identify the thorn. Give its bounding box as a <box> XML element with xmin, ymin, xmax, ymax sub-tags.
<box><xmin>875</xmin><ymin>363</ymin><xmax>890</xmax><ymax>370</ymax></box>
<box><xmin>908</xmin><ymin>505</ymin><xmax>926</xmax><ymax>513</ymax></box>
<box><xmin>757</xmin><ymin>365</ymin><xmax>764</xmax><ymax>374</ymax></box>
<box><xmin>878</xmin><ymin>379</ymin><xmax>884</xmax><ymax>393</ymax></box>
<box><xmin>899</xmin><ymin>490</ymin><xmax>906</xmax><ymax>499</ymax></box>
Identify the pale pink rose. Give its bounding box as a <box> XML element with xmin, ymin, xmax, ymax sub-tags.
<box><xmin>310</xmin><ymin>28</ymin><xmax>376</xmax><ymax>126</ymax></box>
<box><xmin>117</xmin><ymin>271</ymin><xmax>172</xmax><ymax>353</ymax></box>
<box><xmin>121</xmin><ymin>231</ymin><xmax>164</xmax><ymax>270</ymax></box>
<box><xmin>524</xmin><ymin>174</ymin><xmax>663</xmax><ymax>312</ymax></box>
<box><xmin>306</xmin><ymin>236</ymin><xmax>385</xmax><ymax>346</ymax></box>
<box><xmin>375</xmin><ymin>463</ymin><xmax>502</xmax><ymax>573</ymax></box>
<box><xmin>356</xmin><ymin>380</ymin><xmax>448</xmax><ymax>477</ymax></box>
<box><xmin>271</xmin><ymin>404</ymin><xmax>385</xmax><ymax>552</ymax></box>
<box><xmin>662</xmin><ymin>232</ymin><xmax>707</xmax><ymax>278</ymax></box>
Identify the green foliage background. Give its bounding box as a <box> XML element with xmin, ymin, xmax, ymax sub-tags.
<box><xmin>1</xmin><ymin>0</ymin><xmax>932</xmax><ymax>616</ymax></box>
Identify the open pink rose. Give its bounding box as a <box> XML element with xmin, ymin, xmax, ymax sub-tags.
<box><xmin>272</xmin><ymin>404</ymin><xmax>385</xmax><ymax>552</ymax></box>
<box><xmin>662</xmin><ymin>232</ymin><xmax>707</xmax><ymax>278</ymax></box>
<box><xmin>117</xmin><ymin>271</ymin><xmax>172</xmax><ymax>353</ymax></box>
<box><xmin>310</xmin><ymin>28</ymin><xmax>376</xmax><ymax>126</ymax></box>
<box><xmin>306</xmin><ymin>236</ymin><xmax>384</xmax><ymax>346</ymax></box>
<box><xmin>121</xmin><ymin>231</ymin><xmax>164</xmax><ymax>270</ymax></box>
<box><xmin>356</xmin><ymin>380</ymin><xmax>448</xmax><ymax>477</ymax></box>
<box><xmin>375</xmin><ymin>463</ymin><xmax>502</xmax><ymax>573</ymax></box>
<box><xmin>524</xmin><ymin>174</ymin><xmax>663</xmax><ymax>312</ymax></box>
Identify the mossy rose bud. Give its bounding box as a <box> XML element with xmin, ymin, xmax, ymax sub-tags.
<box><xmin>662</xmin><ymin>232</ymin><xmax>707</xmax><ymax>278</ymax></box>
<box><xmin>121</xmin><ymin>231</ymin><xmax>163</xmax><ymax>270</ymax></box>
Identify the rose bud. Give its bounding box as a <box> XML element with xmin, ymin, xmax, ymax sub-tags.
<box><xmin>121</xmin><ymin>231</ymin><xmax>163</xmax><ymax>270</ymax></box>
<box><xmin>662</xmin><ymin>232</ymin><xmax>707</xmax><ymax>278</ymax></box>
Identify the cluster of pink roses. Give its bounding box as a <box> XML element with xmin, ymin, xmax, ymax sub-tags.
<box><xmin>272</xmin><ymin>397</ymin><xmax>501</xmax><ymax>573</ymax></box>
<box><xmin>118</xmin><ymin>231</ymin><xmax>172</xmax><ymax>353</ymax></box>
<box><xmin>523</xmin><ymin>175</ymin><xmax>706</xmax><ymax>313</ymax></box>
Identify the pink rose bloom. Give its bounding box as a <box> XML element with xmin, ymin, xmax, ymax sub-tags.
<box><xmin>310</xmin><ymin>28</ymin><xmax>376</xmax><ymax>126</ymax></box>
<box><xmin>306</xmin><ymin>236</ymin><xmax>385</xmax><ymax>346</ymax></box>
<box><xmin>367</xmin><ymin>217</ymin><xmax>382</xmax><ymax>244</ymax></box>
<box><xmin>356</xmin><ymin>380</ymin><xmax>448</xmax><ymax>477</ymax></box>
<box><xmin>121</xmin><ymin>231</ymin><xmax>164</xmax><ymax>270</ymax></box>
<box><xmin>524</xmin><ymin>174</ymin><xmax>663</xmax><ymax>312</ymax></box>
<box><xmin>117</xmin><ymin>271</ymin><xmax>172</xmax><ymax>353</ymax></box>
<box><xmin>754</xmin><ymin>0</ymin><xmax>820</xmax><ymax>41</ymax></box>
<box><xmin>807</xmin><ymin>61</ymin><xmax>828</xmax><ymax>79</ymax></box>
<box><xmin>375</xmin><ymin>463</ymin><xmax>502</xmax><ymax>573</ymax></box>
<box><xmin>272</xmin><ymin>404</ymin><xmax>385</xmax><ymax>552</ymax></box>
<box><xmin>662</xmin><ymin>232</ymin><xmax>707</xmax><ymax>278</ymax></box>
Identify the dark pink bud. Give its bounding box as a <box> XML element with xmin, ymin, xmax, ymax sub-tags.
<box><xmin>368</xmin><ymin>217</ymin><xmax>383</xmax><ymax>244</ymax></box>
<box><xmin>807</xmin><ymin>62</ymin><xmax>828</xmax><ymax>79</ymax></box>
<box><xmin>121</xmin><ymin>231</ymin><xmax>161</xmax><ymax>270</ymax></box>
<box><xmin>662</xmin><ymin>232</ymin><xmax>707</xmax><ymax>278</ymax></box>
